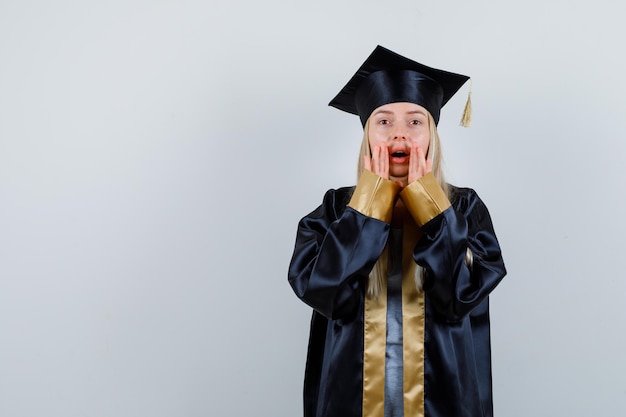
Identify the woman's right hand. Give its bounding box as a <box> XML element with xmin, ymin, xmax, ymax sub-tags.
<box><xmin>364</xmin><ymin>144</ymin><xmax>389</xmax><ymax>180</ymax></box>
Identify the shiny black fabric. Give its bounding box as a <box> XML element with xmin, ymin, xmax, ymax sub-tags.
<box><xmin>328</xmin><ymin>45</ymin><xmax>470</xmax><ymax>127</ymax></box>
<box><xmin>355</xmin><ymin>70</ymin><xmax>444</xmax><ymax>127</ymax></box>
<box><xmin>288</xmin><ymin>185</ymin><xmax>506</xmax><ymax>417</ymax></box>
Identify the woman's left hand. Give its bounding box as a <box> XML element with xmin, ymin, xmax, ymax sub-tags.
<box><xmin>408</xmin><ymin>142</ymin><xmax>432</xmax><ymax>184</ymax></box>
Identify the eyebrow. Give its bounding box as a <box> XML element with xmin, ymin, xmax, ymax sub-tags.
<box><xmin>372</xmin><ymin>110</ymin><xmax>393</xmax><ymax>116</ymax></box>
<box><xmin>406</xmin><ymin>110</ymin><xmax>427</xmax><ymax>116</ymax></box>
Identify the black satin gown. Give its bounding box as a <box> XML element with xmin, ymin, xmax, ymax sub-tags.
<box><xmin>288</xmin><ymin>184</ymin><xmax>506</xmax><ymax>417</ymax></box>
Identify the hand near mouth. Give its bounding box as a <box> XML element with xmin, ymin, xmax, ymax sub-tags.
<box><xmin>408</xmin><ymin>142</ymin><xmax>432</xmax><ymax>184</ymax></box>
<box><xmin>364</xmin><ymin>144</ymin><xmax>390</xmax><ymax>180</ymax></box>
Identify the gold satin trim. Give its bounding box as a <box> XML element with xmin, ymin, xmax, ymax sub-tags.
<box><xmin>362</xmin><ymin>204</ymin><xmax>426</xmax><ymax>417</ymax></box>
<box><xmin>348</xmin><ymin>170</ymin><xmax>401</xmax><ymax>223</ymax></box>
<box><xmin>363</xmin><ymin>277</ymin><xmax>387</xmax><ymax>417</ymax></box>
<box><xmin>401</xmin><ymin>217</ymin><xmax>425</xmax><ymax>417</ymax></box>
<box><xmin>400</xmin><ymin>172</ymin><xmax>451</xmax><ymax>226</ymax></box>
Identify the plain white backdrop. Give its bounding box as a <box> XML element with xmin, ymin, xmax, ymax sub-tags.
<box><xmin>1</xmin><ymin>1</ymin><xmax>625</xmax><ymax>416</ymax></box>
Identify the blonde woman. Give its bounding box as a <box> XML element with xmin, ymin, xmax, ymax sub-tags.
<box><xmin>288</xmin><ymin>45</ymin><xmax>506</xmax><ymax>417</ymax></box>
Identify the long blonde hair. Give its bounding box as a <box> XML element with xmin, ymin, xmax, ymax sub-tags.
<box><xmin>356</xmin><ymin>112</ymin><xmax>449</xmax><ymax>297</ymax></box>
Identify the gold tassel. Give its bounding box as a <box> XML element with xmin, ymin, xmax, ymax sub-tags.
<box><xmin>460</xmin><ymin>79</ymin><xmax>472</xmax><ymax>128</ymax></box>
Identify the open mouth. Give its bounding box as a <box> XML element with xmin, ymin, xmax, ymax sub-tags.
<box><xmin>391</xmin><ymin>151</ymin><xmax>408</xmax><ymax>158</ymax></box>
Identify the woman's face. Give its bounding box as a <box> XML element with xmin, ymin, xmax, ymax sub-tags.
<box><xmin>367</xmin><ymin>102</ymin><xmax>431</xmax><ymax>183</ymax></box>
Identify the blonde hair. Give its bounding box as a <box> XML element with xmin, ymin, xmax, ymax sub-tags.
<box><xmin>357</xmin><ymin>112</ymin><xmax>450</xmax><ymax>297</ymax></box>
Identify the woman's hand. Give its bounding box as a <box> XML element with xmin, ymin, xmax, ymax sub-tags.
<box><xmin>408</xmin><ymin>142</ymin><xmax>432</xmax><ymax>184</ymax></box>
<box><xmin>364</xmin><ymin>144</ymin><xmax>389</xmax><ymax>180</ymax></box>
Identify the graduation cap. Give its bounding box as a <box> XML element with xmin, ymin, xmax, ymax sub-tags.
<box><xmin>329</xmin><ymin>45</ymin><xmax>471</xmax><ymax>127</ymax></box>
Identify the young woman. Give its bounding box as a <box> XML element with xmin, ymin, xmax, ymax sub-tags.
<box><xmin>288</xmin><ymin>45</ymin><xmax>506</xmax><ymax>417</ymax></box>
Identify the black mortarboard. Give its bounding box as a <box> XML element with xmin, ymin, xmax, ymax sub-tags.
<box><xmin>329</xmin><ymin>45</ymin><xmax>470</xmax><ymax>126</ymax></box>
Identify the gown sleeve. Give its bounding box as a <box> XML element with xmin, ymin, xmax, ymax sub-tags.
<box><xmin>400</xmin><ymin>173</ymin><xmax>506</xmax><ymax>322</ymax></box>
<box><xmin>288</xmin><ymin>171</ymin><xmax>401</xmax><ymax>320</ymax></box>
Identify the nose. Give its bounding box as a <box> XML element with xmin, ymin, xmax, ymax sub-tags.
<box><xmin>392</xmin><ymin>126</ymin><xmax>409</xmax><ymax>141</ymax></box>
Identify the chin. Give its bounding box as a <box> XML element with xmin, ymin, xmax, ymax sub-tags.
<box><xmin>390</xmin><ymin>170</ymin><xmax>408</xmax><ymax>180</ymax></box>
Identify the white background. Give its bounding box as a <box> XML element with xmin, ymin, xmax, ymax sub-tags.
<box><xmin>1</xmin><ymin>1</ymin><xmax>625</xmax><ymax>416</ymax></box>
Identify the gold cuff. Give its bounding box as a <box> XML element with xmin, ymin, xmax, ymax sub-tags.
<box><xmin>399</xmin><ymin>173</ymin><xmax>451</xmax><ymax>226</ymax></box>
<box><xmin>348</xmin><ymin>170</ymin><xmax>401</xmax><ymax>223</ymax></box>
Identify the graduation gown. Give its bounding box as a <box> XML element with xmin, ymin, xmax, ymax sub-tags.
<box><xmin>288</xmin><ymin>170</ymin><xmax>507</xmax><ymax>417</ymax></box>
